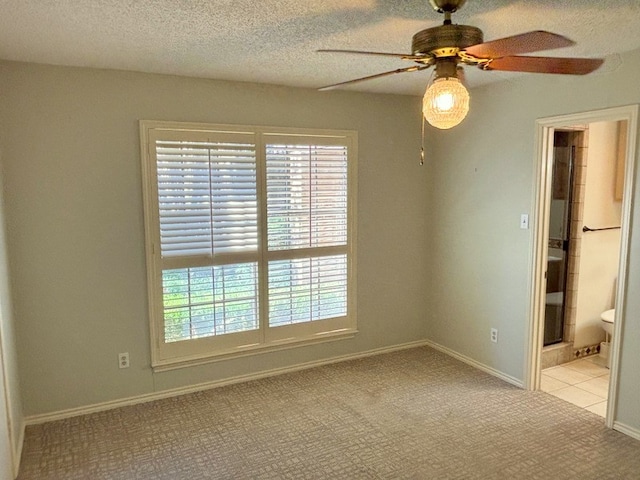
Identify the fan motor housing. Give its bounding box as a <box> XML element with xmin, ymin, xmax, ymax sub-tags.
<box><xmin>412</xmin><ymin>24</ymin><xmax>483</xmax><ymax>57</ymax></box>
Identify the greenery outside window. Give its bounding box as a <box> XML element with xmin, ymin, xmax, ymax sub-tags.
<box><xmin>140</xmin><ymin>121</ymin><xmax>357</xmax><ymax>369</ymax></box>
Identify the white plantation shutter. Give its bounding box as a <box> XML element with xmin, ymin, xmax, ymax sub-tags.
<box><xmin>266</xmin><ymin>144</ymin><xmax>348</xmax><ymax>250</ymax></box>
<box><xmin>141</xmin><ymin>122</ymin><xmax>356</xmax><ymax>368</ymax></box>
<box><xmin>268</xmin><ymin>255</ymin><xmax>347</xmax><ymax>326</ymax></box>
<box><xmin>265</xmin><ymin>138</ymin><xmax>350</xmax><ymax>328</ymax></box>
<box><xmin>150</xmin><ymin>131</ymin><xmax>260</xmax><ymax>345</ymax></box>
<box><xmin>162</xmin><ymin>263</ymin><xmax>259</xmax><ymax>343</ymax></box>
<box><xmin>155</xmin><ymin>138</ymin><xmax>258</xmax><ymax>260</ymax></box>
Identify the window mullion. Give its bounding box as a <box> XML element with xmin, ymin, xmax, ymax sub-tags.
<box><xmin>207</xmin><ymin>147</ymin><xmax>216</xmax><ymax>339</ymax></box>
<box><xmin>307</xmin><ymin>146</ymin><xmax>312</xmax><ymax>323</ymax></box>
<box><xmin>256</xmin><ymin>132</ymin><xmax>269</xmax><ymax>342</ymax></box>
<box><xmin>308</xmin><ymin>145</ymin><xmax>313</xmax><ymax>249</ymax></box>
<box><xmin>265</xmin><ymin>245</ymin><xmax>347</xmax><ymax>262</ymax></box>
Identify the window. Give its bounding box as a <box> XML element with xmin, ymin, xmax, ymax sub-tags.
<box><xmin>140</xmin><ymin>121</ymin><xmax>357</xmax><ymax>369</ymax></box>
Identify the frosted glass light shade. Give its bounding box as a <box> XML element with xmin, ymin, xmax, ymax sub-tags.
<box><xmin>422</xmin><ymin>77</ymin><xmax>470</xmax><ymax>129</ymax></box>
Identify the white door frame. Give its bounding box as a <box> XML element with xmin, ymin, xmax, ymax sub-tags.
<box><xmin>525</xmin><ymin>104</ymin><xmax>639</xmax><ymax>428</ymax></box>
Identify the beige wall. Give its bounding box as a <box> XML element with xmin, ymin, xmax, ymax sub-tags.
<box><xmin>2</xmin><ymin>46</ymin><xmax>640</xmax><ymax>442</ymax></box>
<box><xmin>0</xmin><ymin>160</ymin><xmax>22</xmax><ymax>479</ymax></box>
<box><xmin>428</xmin><ymin>47</ymin><xmax>640</xmax><ymax>433</ymax></box>
<box><xmin>0</xmin><ymin>61</ymin><xmax>432</xmax><ymax>416</ymax></box>
<box><xmin>574</xmin><ymin>121</ymin><xmax>622</xmax><ymax>348</ymax></box>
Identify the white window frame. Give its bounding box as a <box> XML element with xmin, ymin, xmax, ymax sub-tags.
<box><xmin>140</xmin><ymin>120</ymin><xmax>358</xmax><ymax>370</ymax></box>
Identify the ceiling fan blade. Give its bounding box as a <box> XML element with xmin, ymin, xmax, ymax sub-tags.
<box><xmin>464</xmin><ymin>31</ymin><xmax>575</xmax><ymax>59</ymax></box>
<box><xmin>318</xmin><ymin>65</ymin><xmax>431</xmax><ymax>91</ymax></box>
<box><xmin>483</xmin><ymin>56</ymin><xmax>604</xmax><ymax>75</ymax></box>
<box><xmin>318</xmin><ymin>49</ymin><xmax>427</xmax><ymax>61</ymax></box>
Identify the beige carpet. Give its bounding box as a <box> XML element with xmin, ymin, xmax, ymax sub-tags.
<box><xmin>18</xmin><ymin>347</ymin><xmax>640</xmax><ymax>479</ymax></box>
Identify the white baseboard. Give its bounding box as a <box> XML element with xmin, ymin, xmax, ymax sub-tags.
<box><xmin>423</xmin><ymin>339</ymin><xmax>524</xmax><ymax>388</ymax></box>
<box><xmin>25</xmin><ymin>340</ymin><xmax>431</xmax><ymax>426</ymax></box>
<box><xmin>613</xmin><ymin>421</ymin><xmax>640</xmax><ymax>441</ymax></box>
<box><xmin>12</xmin><ymin>418</ymin><xmax>24</xmax><ymax>479</ymax></box>
<box><xmin>20</xmin><ymin>339</ymin><xmax>640</xmax><ymax>451</ymax></box>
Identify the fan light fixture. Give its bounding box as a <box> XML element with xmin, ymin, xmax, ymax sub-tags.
<box><xmin>422</xmin><ymin>68</ymin><xmax>469</xmax><ymax>129</ymax></box>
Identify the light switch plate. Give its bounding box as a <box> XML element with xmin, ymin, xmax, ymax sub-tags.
<box><xmin>520</xmin><ymin>214</ymin><xmax>529</xmax><ymax>229</ymax></box>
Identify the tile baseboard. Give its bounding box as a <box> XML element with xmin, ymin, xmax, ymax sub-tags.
<box><xmin>574</xmin><ymin>343</ymin><xmax>601</xmax><ymax>359</ymax></box>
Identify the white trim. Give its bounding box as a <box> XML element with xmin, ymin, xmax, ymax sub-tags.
<box><xmin>525</xmin><ymin>118</ymin><xmax>555</xmax><ymax>391</ymax></box>
<box><xmin>423</xmin><ymin>339</ymin><xmax>524</xmax><ymax>388</ymax></box>
<box><xmin>13</xmin><ymin>419</ymin><xmax>24</xmax><ymax>479</ymax></box>
<box><xmin>0</xmin><ymin>307</ymin><xmax>21</xmax><ymax>480</ymax></box>
<box><xmin>139</xmin><ymin>120</ymin><xmax>358</xmax><ymax>141</ymax></box>
<box><xmin>139</xmin><ymin>120</ymin><xmax>358</xmax><ymax>368</ymax></box>
<box><xmin>613</xmin><ymin>421</ymin><xmax>640</xmax><ymax>442</ymax></box>
<box><xmin>527</xmin><ymin>105</ymin><xmax>639</xmax><ymax>430</ymax></box>
<box><xmin>24</xmin><ymin>340</ymin><xmax>430</xmax><ymax>426</ymax></box>
<box><xmin>607</xmin><ymin>108</ymin><xmax>639</xmax><ymax>428</ymax></box>
<box><xmin>152</xmin><ymin>328</ymin><xmax>357</xmax><ymax>372</ymax></box>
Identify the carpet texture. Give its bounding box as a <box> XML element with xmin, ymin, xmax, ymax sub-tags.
<box><xmin>17</xmin><ymin>347</ymin><xmax>640</xmax><ymax>479</ymax></box>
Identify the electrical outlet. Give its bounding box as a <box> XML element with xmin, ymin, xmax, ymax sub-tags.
<box><xmin>490</xmin><ymin>328</ymin><xmax>498</xmax><ymax>343</ymax></box>
<box><xmin>118</xmin><ymin>352</ymin><xmax>130</xmax><ymax>369</ymax></box>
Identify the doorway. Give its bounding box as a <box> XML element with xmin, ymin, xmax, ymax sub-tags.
<box><xmin>526</xmin><ymin>105</ymin><xmax>639</xmax><ymax>428</ymax></box>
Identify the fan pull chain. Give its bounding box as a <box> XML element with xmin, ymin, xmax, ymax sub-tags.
<box><xmin>420</xmin><ymin>113</ymin><xmax>425</xmax><ymax>166</ymax></box>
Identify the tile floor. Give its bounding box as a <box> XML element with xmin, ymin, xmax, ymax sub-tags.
<box><xmin>541</xmin><ymin>355</ymin><xmax>609</xmax><ymax>417</ymax></box>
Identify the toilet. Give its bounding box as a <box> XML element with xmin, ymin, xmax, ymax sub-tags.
<box><xmin>600</xmin><ymin>309</ymin><xmax>615</xmax><ymax>368</ymax></box>
<box><xmin>601</xmin><ymin>309</ymin><xmax>615</xmax><ymax>337</ymax></box>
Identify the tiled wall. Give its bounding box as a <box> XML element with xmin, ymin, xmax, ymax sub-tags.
<box><xmin>564</xmin><ymin>127</ymin><xmax>588</xmax><ymax>345</ymax></box>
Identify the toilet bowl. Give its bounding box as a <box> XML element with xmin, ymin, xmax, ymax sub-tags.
<box><xmin>601</xmin><ymin>309</ymin><xmax>615</xmax><ymax>336</ymax></box>
<box><xmin>600</xmin><ymin>309</ymin><xmax>615</xmax><ymax>368</ymax></box>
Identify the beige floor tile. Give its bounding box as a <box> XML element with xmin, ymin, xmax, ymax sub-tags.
<box><xmin>586</xmin><ymin>355</ymin><xmax>609</xmax><ymax>369</ymax></box>
<box><xmin>543</xmin><ymin>366</ymin><xmax>592</xmax><ymax>385</ymax></box>
<box><xmin>549</xmin><ymin>386</ymin><xmax>605</xmax><ymax>408</ymax></box>
<box><xmin>575</xmin><ymin>376</ymin><xmax>610</xmax><ymax>398</ymax></box>
<box><xmin>563</xmin><ymin>358</ymin><xmax>609</xmax><ymax>378</ymax></box>
<box><xmin>542</xmin><ymin>356</ymin><xmax>611</xmax><ymax>418</ymax></box>
<box><xmin>585</xmin><ymin>401</ymin><xmax>608</xmax><ymax>418</ymax></box>
<box><xmin>540</xmin><ymin>374</ymin><xmax>570</xmax><ymax>393</ymax></box>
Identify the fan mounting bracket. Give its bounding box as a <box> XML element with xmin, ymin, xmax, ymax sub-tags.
<box><xmin>429</xmin><ymin>0</ymin><xmax>467</xmax><ymax>14</ymax></box>
<box><xmin>458</xmin><ymin>51</ymin><xmax>492</xmax><ymax>66</ymax></box>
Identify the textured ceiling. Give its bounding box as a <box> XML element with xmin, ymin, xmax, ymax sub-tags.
<box><xmin>1</xmin><ymin>0</ymin><xmax>639</xmax><ymax>95</ymax></box>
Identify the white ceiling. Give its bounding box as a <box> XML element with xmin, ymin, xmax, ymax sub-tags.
<box><xmin>1</xmin><ymin>0</ymin><xmax>639</xmax><ymax>96</ymax></box>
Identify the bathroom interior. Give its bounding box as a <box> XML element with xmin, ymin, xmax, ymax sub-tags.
<box><xmin>540</xmin><ymin>120</ymin><xmax>627</xmax><ymax>417</ymax></box>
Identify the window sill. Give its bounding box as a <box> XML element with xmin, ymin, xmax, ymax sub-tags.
<box><xmin>151</xmin><ymin>328</ymin><xmax>358</xmax><ymax>373</ymax></box>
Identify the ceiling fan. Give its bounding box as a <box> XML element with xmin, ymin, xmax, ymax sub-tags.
<box><xmin>318</xmin><ymin>0</ymin><xmax>604</xmax><ymax>129</ymax></box>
